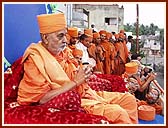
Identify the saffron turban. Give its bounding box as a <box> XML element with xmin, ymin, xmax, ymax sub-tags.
<box><xmin>138</xmin><ymin>105</ymin><xmax>156</xmax><ymax>121</ymax></box>
<box><xmin>84</xmin><ymin>29</ymin><xmax>93</xmax><ymax>37</ymax></box>
<box><xmin>93</xmin><ymin>32</ymin><xmax>100</xmax><ymax>39</ymax></box>
<box><xmin>106</xmin><ymin>32</ymin><xmax>112</xmax><ymax>39</ymax></box>
<box><xmin>72</xmin><ymin>49</ymin><xmax>83</xmax><ymax>57</ymax></box>
<box><xmin>37</xmin><ymin>13</ymin><xmax>66</xmax><ymax>34</ymax></box>
<box><xmin>119</xmin><ymin>33</ymin><xmax>125</xmax><ymax>39</ymax></box>
<box><xmin>120</xmin><ymin>29</ymin><xmax>125</xmax><ymax>33</ymax></box>
<box><xmin>125</xmin><ymin>62</ymin><xmax>138</xmax><ymax>75</ymax></box>
<box><xmin>68</xmin><ymin>27</ymin><xmax>78</xmax><ymax>37</ymax></box>
<box><xmin>114</xmin><ymin>34</ymin><xmax>119</xmax><ymax>39</ymax></box>
<box><xmin>99</xmin><ymin>30</ymin><xmax>106</xmax><ymax>36</ymax></box>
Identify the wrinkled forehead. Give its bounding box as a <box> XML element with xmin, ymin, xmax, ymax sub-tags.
<box><xmin>75</xmin><ymin>54</ymin><xmax>82</xmax><ymax>58</ymax></box>
<box><xmin>57</xmin><ymin>28</ymin><xmax>67</xmax><ymax>34</ymax></box>
<box><xmin>46</xmin><ymin>28</ymin><xmax>67</xmax><ymax>35</ymax></box>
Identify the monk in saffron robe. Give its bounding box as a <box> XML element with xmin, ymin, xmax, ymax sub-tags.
<box><xmin>17</xmin><ymin>13</ymin><xmax>138</xmax><ymax>124</ymax></box>
<box><xmin>113</xmin><ymin>33</ymin><xmax>126</xmax><ymax>76</ymax></box>
<box><xmin>119</xmin><ymin>32</ymin><xmax>129</xmax><ymax>63</ymax></box>
<box><xmin>106</xmin><ymin>32</ymin><xmax>117</xmax><ymax>73</ymax></box>
<box><xmin>72</xmin><ymin>48</ymin><xmax>83</xmax><ymax>68</ymax></box>
<box><xmin>123</xmin><ymin>61</ymin><xmax>163</xmax><ymax>115</ymax></box>
<box><xmin>67</xmin><ymin>27</ymin><xmax>79</xmax><ymax>52</ymax></box>
<box><xmin>99</xmin><ymin>30</ymin><xmax>114</xmax><ymax>74</ymax></box>
<box><xmin>87</xmin><ymin>32</ymin><xmax>105</xmax><ymax>73</ymax></box>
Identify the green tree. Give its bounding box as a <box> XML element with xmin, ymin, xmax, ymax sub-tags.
<box><xmin>159</xmin><ymin>28</ymin><xmax>164</xmax><ymax>50</ymax></box>
<box><xmin>139</xmin><ymin>24</ymin><xmax>145</xmax><ymax>35</ymax></box>
<box><xmin>124</xmin><ymin>23</ymin><xmax>164</xmax><ymax>54</ymax></box>
<box><xmin>149</xmin><ymin>23</ymin><xmax>159</xmax><ymax>35</ymax></box>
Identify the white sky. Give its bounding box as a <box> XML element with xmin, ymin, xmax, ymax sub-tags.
<box><xmin>118</xmin><ymin>2</ymin><xmax>166</xmax><ymax>28</ymax></box>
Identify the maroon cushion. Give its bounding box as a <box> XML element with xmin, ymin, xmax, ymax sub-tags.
<box><xmin>4</xmin><ymin>58</ymin><xmax>114</xmax><ymax>124</ymax></box>
<box><xmin>94</xmin><ymin>74</ymin><xmax>128</xmax><ymax>92</ymax></box>
<box><xmin>4</xmin><ymin>57</ymin><xmax>24</xmax><ymax>100</ymax></box>
<box><xmin>88</xmin><ymin>75</ymin><xmax>112</xmax><ymax>91</ymax></box>
<box><xmin>43</xmin><ymin>90</ymin><xmax>84</xmax><ymax>112</ymax></box>
<box><xmin>4</xmin><ymin>105</ymin><xmax>112</xmax><ymax>124</ymax></box>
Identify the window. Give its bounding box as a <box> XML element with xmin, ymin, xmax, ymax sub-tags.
<box><xmin>105</xmin><ymin>17</ymin><xmax>117</xmax><ymax>25</ymax></box>
<box><xmin>105</xmin><ymin>18</ymin><xmax>110</xmax><ymax>25</ymax></box>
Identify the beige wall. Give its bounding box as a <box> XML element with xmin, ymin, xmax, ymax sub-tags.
<box><xmin>73</xmin><ymin>4</ymin><xmax>124</xmax><ymax>33</ymax></box>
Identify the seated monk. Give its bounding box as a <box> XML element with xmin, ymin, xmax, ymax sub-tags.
<box><xmin>123</xmin><ymin>62</ymin><xmax>156</xmax><ymax>98</ymax></box>
<box><xmin>123</xmin><ymin>62</ymin><xmax>163</xmax><ymax>115</ymax></box>
<box><xmin>16</xmin><ymin>13</ymin><xmax>138</xmax><ymax>124</ymax></box>
<box><xmin>72</xmin><ymin>48</ymin><xmax>128</xmax><ymax>93</ymax></box>
<box><xmin>137</xmin><ymin>88</ymin><xmax>163</xmax><ymax>115</ymax></box>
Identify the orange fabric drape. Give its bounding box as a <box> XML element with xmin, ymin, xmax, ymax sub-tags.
<box><xmin>18</xmin><ymin>42</ymin><xmax>138</xmax><ymax>124</ymax></box>
<box><xmin>113</xmin><ymin>41</ymin><xmax>126</xmax><ymax>75</ymax></box>
<box><xmin>109</xmin><ymin>43</ymin><xmax>117</xmax><ymax>72</ymax></box>
<box><xmin>18</xmin><ymin>42</ymin><xmax>72</xmax><ymax>105</ymax></box>
<box><xmin>76</xmin><ymin>85</ymin><xmax>138</xmax><ymax>124</ymax></box>
<box><xmin>137</xmin><ymin>100</ymin><xmax>162</xmax><ymax>115</ymax></box>
<box><xmin>100</xmin><ymin>41</ymin><xmax>116</xmax><ymax>74</ymax></box>
<box><xmin>87</xmin><ymin>44</ymin><xmax>104</xmax><ymax>73</ymax></box>
<box><xmin>115</xmin><ymin>42</ymin><xmax>126</xmax><ymax>64</ymax></box>
<box><xmin>123</xmin><ymin>40</ymin><xmax>129</xmax><ymax>60</ymax></box>
<box><xmin>87</xmin><ymin>43</ymin><xmax>97</xmax><ymax>60</ymax></box>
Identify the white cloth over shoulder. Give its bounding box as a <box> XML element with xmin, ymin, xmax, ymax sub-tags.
<box><xmin>76</xmin><ymin>42</ymin><xmax>96</xmax><ymax>67</ymax></box>
<box><xmin>126</xmin><ymin>42</ymin><xmax>132</xmax><ymax>51</ymax></box>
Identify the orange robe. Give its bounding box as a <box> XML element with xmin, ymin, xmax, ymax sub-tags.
<box><xmin>87</xmin><ymin>43</ymin><xmax>104</xmax><ymax>73</ymax></box>
<box><xmin>68</xmin><ymin>44</ymin><xmax>76</xmax><ymax>52</ymax></box>
<box><xmin>77</xmin><ymin>84</ymin><xmax>138</xmax><ymax>124</ymax></box>
<box><xmin>100</xmin><ymin>40</ymin><xmax>115</xmax><ymax>74</ymax></box>
<box><xmin>17</xmin><ymin>42</ymin><xmax>138</xmax><ymax>124</ymax></box>
<box><xmin>123</xmin><ymin>40</ymin><xmax>129</xmax><ymax>62</ymax></box>
<box><xmin>114</xmin><ymin>41</ymin><xmax>126</xmax><ymax>76</ymax></box>
<box><xmin>109</xmin><ymin>43</ymin><xmax>117</xmax><ymax>73</ymax></box>
<box><xmin>137</xmin><ymin>100</ymin><xmax>163</xmax><ymax>115</ymax></box>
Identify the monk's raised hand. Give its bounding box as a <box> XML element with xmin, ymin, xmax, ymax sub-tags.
<box><xmin>73</xmin><ymin>66</ymin><xmax>87</xmax><ymax>86</ymax></box>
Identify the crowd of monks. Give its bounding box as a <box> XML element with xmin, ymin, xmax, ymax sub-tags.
<box><xmin>65</xmin><ymin>27</ymin><xmax>163</xmax><ymax>118</ymax></box>
<box><xmin>66</xmin><ymin>27</ymin><xmax>130</xmax><ymax>76</ymax></box>
<box><xmin>4</xmin><ymin>13</ymin><xmax>164</xmax><ymax>124</ymax></box>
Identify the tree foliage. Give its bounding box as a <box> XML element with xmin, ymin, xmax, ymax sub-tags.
<box><xmin>124</xmin><ymin>22</ymin><xmax>161</xmax><ymax>36</ymax></box>
<box><xmin>124</xmin><ymin>22</ymin><xmax>164</xmax><ymax>51</ymax></box>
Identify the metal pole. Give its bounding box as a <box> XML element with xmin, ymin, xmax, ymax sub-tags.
<box><xmin>136</xmin><ymin>4</ymin><xmax>139</xmax><ymax>53</ymax></box>
<box><xmin>145</xmin><ymin>49</ymin><xmax>148</xmax><ymax>65</ymax></box>
<box><xmin>153</xmin><ymin>51</ymin><xmax>156</xmax><ymax>70</ymax></box>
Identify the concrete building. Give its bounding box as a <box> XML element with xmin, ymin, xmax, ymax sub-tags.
<box><xmin>72</xmin><ymin>4</ymin><xmax>124</xmax><ymax>32</ymax></box>
<box><xmin>142</xmin><ymin>33</ymin><xmax>161</xmax><ymax>56</ymax></box>
<box><xmin>45</xmin><ymin>4</ymin><xmax>124</xmax><ymax>33</ymax></box>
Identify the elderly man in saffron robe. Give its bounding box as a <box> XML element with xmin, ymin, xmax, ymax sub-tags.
<box><xmin>17</xmin><ymin>13</ymin><xmax>138</xmax><ymax>124</ymax></box>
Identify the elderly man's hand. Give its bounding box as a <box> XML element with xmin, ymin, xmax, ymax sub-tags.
<box><xmin>74</xmin><ymin>65</ymin><xmax>93</xmax><ymax>86</ymax></box>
